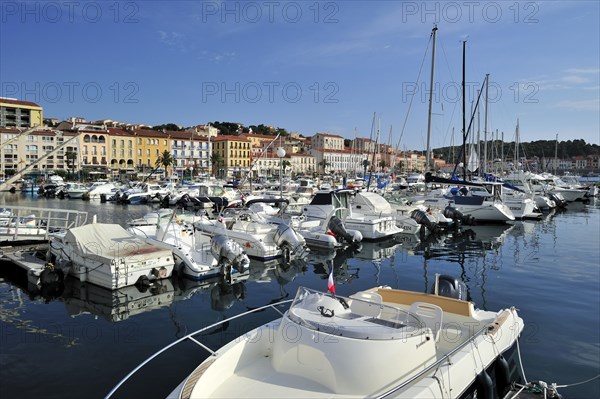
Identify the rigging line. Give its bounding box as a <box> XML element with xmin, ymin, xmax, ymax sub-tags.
<box><xmin>515</xmin><ymin>334</ymin><xmax>528</xmax><ymax>384</ymax></box>
<box><xmin>438</xmin><ymin>34</ymin><xmax>461</xmax><ymax>148</ymax></box>
<box><xmin>395</xmin><ymin>31</ymin><xmax>433</xmax><ymax>152</ymax></box>
<box><xmin>555</xmin><ymin>374</ymin><xmax>600</xmax><ymax>388</ymax></box>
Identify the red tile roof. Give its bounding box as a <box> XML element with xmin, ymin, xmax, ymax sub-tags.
<box><xmin>212</xmin><ymin>135</ymin><xmax>250</xmax><ymax>142</ymax></box>
<box><xmin>0</xmin><ymin>98</ymin><xmax>41</xmax><ymax>108</ymax></box>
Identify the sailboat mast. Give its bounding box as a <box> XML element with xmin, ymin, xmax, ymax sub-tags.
<box><xmin>483</xmin><ymin>74</ymin><xmax>489</xmax><ymax>174</ymax></box>
<box><xmin>425</xmin><ymin>24</ymin><xmax>437</xmax><ymax>172</ymax></box>
<box><xmin>462</xmin><ymin>40</ymin><xmax>467</xmax><ymax>180</ymax></box>
<box><xmin>515</xmin><ymin>119</ymin><xmax>520</xmax><ymax>171</ymax></box>
<box><xmin>554</xmin><ymin>133</ymin><xmax>558</xmax><ymax>175</ymax></box>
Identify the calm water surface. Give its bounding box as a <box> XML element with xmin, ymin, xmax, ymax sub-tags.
<box><xmin>1</xmin><ymin>193</ymin><xmax>599</xmax><ymax>398</ymax></box>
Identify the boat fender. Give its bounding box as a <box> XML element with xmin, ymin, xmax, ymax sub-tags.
<box><xmin>495</xmin><ymin>355</ymin><xmax>511</xmax><ymax>396</ymax></box>
<box><xmin>476</xmin><ymin>370</ymin><xmax>494</xmax><ymax>399</ymax></box>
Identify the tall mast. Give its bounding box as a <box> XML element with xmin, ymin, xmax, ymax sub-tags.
<box><xmin>483</xmin><ymin>74</ymin><xmax>489</xmax><ymax>174</ymax></box>
<box><xmin>425</xmin><ymin>24</ymin><xmax>438</xmax><ymax>172</ymax></box>
<box><xmin>515</xmin><ymin>119</ymin><xmax>520</xmax><ymax>171</ymax></box>
<box><xmin>462</xmin><ymin>40</ymin><xmax>467</xmax><ymax>180</ymax></box>
<box><xmin>554</xmin><ymin>133</ymin><xmax>558</xmax><ymax>175</ymax></box>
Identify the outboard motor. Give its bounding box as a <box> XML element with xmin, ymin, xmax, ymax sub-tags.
<box><xmin>431</xmin><ymin>274</ymin><xmax>468</xmax><ymax>301</ymax></box>
<box><xmin>548</xmin><ymin>192</ymin><xmax>567</xmax><ymax>208</ymax></box>
<box><xmin>410</xmin><ymin>209</ymin><xmax>441</xmax><ymax>234</ymax></box>
<box><xmin>328</xmin><ymin>215</ymin><xmax>363</xmax><ymax>244</ymax></box>
<box><xmin>443</xmin><ymin>205</ymin><xmax>476</xmax><ymax>226</ymax></box>
<box><xmin>161</xmin><ymin>193</ymin><xmax>171</xmax><ymax>208</ymax></box>
<box><xmin>274</xmin><ymin>224</ymin><xmax>308</xmax><ymax>261</ymax></box>
<box><xmin>211</xmin><ymin>234</ymin><xmax>250</xmax><ymax>273</ymax></box>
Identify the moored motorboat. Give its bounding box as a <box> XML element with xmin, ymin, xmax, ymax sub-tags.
<box><xmin>49</xmin><ymin>222</ymin><xmax>175</xmax><ymax>289</ymax></box>
<box><xmin>107</xmin><ymin>276</ymin><xmax>527</xmax><ymax>399</ymax></box>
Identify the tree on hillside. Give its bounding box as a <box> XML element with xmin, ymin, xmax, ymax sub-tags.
<box><xmin>153</xmin><ymin>123</ymin><xmax>184</xmax><ymax>131</ymax></box>
<box><xmin>210</xmin><ymin>121</ymin><xmax>241</xmax><ymax>135</ymax></box>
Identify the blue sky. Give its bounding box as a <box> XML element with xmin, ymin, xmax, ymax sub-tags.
<box><xmin>2</xmin><ymin>1</ymin><xmax>599</xmax><ymax>150</ymax></box>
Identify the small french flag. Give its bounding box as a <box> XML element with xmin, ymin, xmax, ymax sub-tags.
<box><xmin>327</xmin><ymin>268</ymin><xmax>336</xmax><ymax>295</ymax></box>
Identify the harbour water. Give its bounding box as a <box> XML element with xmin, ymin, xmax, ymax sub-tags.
<box><xmin>1</xmin><ymin>193</ymin><xmax>599</xmax><ymax>398</ymax></box>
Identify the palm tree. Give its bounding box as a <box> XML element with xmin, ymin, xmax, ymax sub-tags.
<box><xmin>154</xmin><ymin>150</ymin><xmax>175</xmax><ymax>180</ymax></box>
<box><xmin>282</xmin><ymin>159</ymin><xmax>291</xmax><ymax>176</ymax></box>
<box><xmin>318</xmin><ymin>159</ymin><xmax>330</xmax><ymax>183</ymax></box>
<box><xmin>318</xmin><ymin>159</ymin><xmax>330</xmax><ymax>174</ymax></box>
<box><xmin>210</xmin><ymin>153</ymin><xmax>222</xmax><ymax>177</ymax></box>
<box><xmin>378</xmin><ymin>160</ymin><xmax>387</xmax><ymax>172</ymax></box>
<box><xmin>65</xmin><ymin>150</ymin><xmax>78</xmax><ymax>175</ymax></box>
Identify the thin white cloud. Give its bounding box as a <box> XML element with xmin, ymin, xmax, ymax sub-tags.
<box><xmin>158</xmin><ymin>31</ymin><xmax>186</xmax><ymax>52</ymax></box>
<box><xmin>561</xmin><ymin>75</ymin><xmax>590</xmax><ymax>84</ymax></box>
<box><xmin>564</xmin><ymin>68</ymin><xmax>600</xmax><ymax>74</ymax></box>
<box><xmin>556</xmin><ymin>99</ymin><xmax>600</xmax><ymax>111</ymax></box>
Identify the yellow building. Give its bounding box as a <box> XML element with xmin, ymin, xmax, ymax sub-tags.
<box><xmin>108</xmin><ymin>128</ymin><xmax>136</xmax><ymax>176</ymax></box>
<box><xmin>212</xmin><ymin>135</ymin><xmax>251</xmax><ymax>178</ymax></box>
<box><xmin>133</xmin><ymin>129</ymin><xmax>171</xmax><ymax>174</ymax></box>
<box><xmin>0</xmin><ymin>98</ymin><xmax>43</xmax><ymax>128</ymax></box>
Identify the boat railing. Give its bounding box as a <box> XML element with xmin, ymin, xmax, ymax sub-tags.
<box><xmin>375</xmin><ymin>323</ymin><xmax>491</xmax><ymax>398</ymax></box>
<box><xmin>0</xmin><ymin>205</ymin><xmax>88</xmax><ymax>241</ymax></box>
<box><xmin>104</xmin><ymin>298</ymin><xmax>293</xmax><ymax>399</ymax></box>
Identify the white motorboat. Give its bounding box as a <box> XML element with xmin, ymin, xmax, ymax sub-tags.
<box><xmin>62</xmin><ymin>182</ymin><xmax>89</xmax><ymax>199</ymax></box>
<box><xmin>302</xmin><ymin>190</ymin><xmax>403</xmax><ymax>240</ymax></box>
<box><xmin>195</xmin><ymin>207</ymin><xmax>308</xmax><ymax>261</ymax></box>
<box><xmin>49</xmin><ymin>222</ymin><xmax>175</xmax><ymax>289</ymax></box>
<box><xmin>81</xmin><ymin>182</ymin><xmax>118</xmax><ymax>200</ymax></box>
<box><xmin>351</xmin><ymin>191</ymin><xmax>432</xmax><ymax>235</ymax></box>
<box><xmin>246</xmin><ymin>198</ymin><xmax>363</xmax><ymax>250</ymax></box>
<box><xmin>108</xmin><ymin>276</ymin><xmax>526</xmax><ymax>399</ymax></box>
<box><xmin>420</xmin><ymin>184</ymin><xmax>515</xmax><ymax>223</ymax></box>
<box><xmin>127</xmin><ymin>215</ymin><xmax>249</xmax><ymax>281</ymax></box>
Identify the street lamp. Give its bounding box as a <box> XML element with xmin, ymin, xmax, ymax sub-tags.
<box><xmin>277</xmin><ymin>147</ymin><xmax>286</xmax><ymax>198</ymax></box>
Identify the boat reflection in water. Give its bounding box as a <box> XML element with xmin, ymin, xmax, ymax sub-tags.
<box><xmin>3</xmin><ymin>258</ymin><xmax>307</xmax><ymax>323</ymax></box>
<box><xmin>414</xmin><ymin>224</ymin><xmax>514</xmax><ymax>260</ymax></box>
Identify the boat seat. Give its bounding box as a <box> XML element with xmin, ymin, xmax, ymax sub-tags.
<box><xmin>349</xmin><ymin>292</ymin><xmax>383</xmax><ymax>318</ymax></box>
<box><xmin>409</xmin><ymin>302</ymin><xmax>443</xmax><ymax>342</ymax></box>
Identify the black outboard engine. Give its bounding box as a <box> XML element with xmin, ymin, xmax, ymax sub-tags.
<box><xmin>431</xmin><ymin>274</ymin><xmax>468</xmax><ymax>301</ymax></box>
<box><xmin>443</xmin><ymin>205</ymin><xmax>476</xmax><ymax>226</ymax></box>
<box><xmin>328</xmin><ymin>215</ymin><xmax>362</xmax><ymax>244</ymax></box>
<box><xmin>161</xmin><ymin>193</ymin><xmax>171</xmax><ymax>208</ymax></box>
<box><xmin>410</xmin><ymin>209</ymin><xmax>441</xmax><ymax>234</ymax></box>
<box><xmin>548</xmin><ymin>192</ymin><xmax>567</xmax><ymax>208</ymax></box>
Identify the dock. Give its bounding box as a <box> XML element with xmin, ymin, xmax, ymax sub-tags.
<box><xmin>0</xmin><ymin>206</ymin><xmax>88</xmax><ymax>284</ymax></box>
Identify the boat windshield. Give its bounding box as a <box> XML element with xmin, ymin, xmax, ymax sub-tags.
<box><xmin>287</xmin><ymin>287</ymin><xmax>422</xmax><ymax>340</ymax></box>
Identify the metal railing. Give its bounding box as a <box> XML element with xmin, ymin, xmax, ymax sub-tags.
<box><xmin>0</xmin><ymin>205</ymin><xmax>88</xmax><ymax>241</ymax></box>
<box><xmin>105</xmin><ymin>299</ymin><xmax>292</xmax><ymax>399</ymax></box>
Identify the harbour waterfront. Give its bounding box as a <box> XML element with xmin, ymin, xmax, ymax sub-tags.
<box><xmin>1</xmin><ymin>194</ymin><xmax>599</xmax><ymax>398</ymax></box>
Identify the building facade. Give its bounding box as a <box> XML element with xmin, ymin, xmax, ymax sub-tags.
<box><xmin>0</xmin><ymin>98</ymin><xmax>43</xmax><ymax>128</ymax></box>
